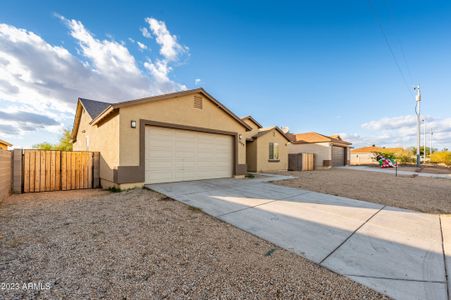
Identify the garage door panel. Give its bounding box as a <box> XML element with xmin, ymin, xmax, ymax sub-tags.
<box><xmin>332</xmin><ymin>146</ymin><xmax>345</xmax><ymax>166</ymax></box>
<box><xmin>145</xmin><ymin>126</ymin><xmax>233</xmax><ymax>184</ymax></box>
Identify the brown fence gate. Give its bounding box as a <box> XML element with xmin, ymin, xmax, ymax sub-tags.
<box><xmin>288</xmin><ymin>153</ymin><xmax>315</xmax><ymax>171</ymax></box>
<box><xmin>23</xmin><ymin>150</ymin><xmax>97</xmax><ymax>193</ymax></box>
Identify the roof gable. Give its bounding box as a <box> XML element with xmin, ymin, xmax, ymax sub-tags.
<box><xmin>291</xmin><ymin>131</ymin><xmax>351</xmax><ymax>145</ymax></box>
<box><xmin>90</xmin><ymin>88</ymin><xmax>251</xmax><ymax>131</ymax></box>
<box><xmin>241</xmin><ymin>116</ymin><xmax>263</xmax><ymax>129</ymax></box>
<box><xmin>249</xmin><ymin>126</ymin><xmax>291</xmax><ymax>142</ymax></box>
<box><xmin>79</xmin><ymin>98</ymin><xmax>111</xmax><ymax>120</ymax></box>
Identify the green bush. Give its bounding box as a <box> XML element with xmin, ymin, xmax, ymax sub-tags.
<box><xmin>430</xmin><ymin>151</ymin><xmax>451</xmax><ymax>166</ymax></box>
<box><xmin>373</xmin><ymin>151</ymin><xmax>396</xmax><ymax>161</ymax></box>
<box><xmin>373</xmin><ymin>149</ymin><xmax>415</xmax><ymax>164</ymax></box>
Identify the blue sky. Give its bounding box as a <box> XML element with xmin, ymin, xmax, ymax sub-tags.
<box><xmin>1</xmin><ymin>0</ymin><xmax>450</xmax><ymax>149</ymax></box>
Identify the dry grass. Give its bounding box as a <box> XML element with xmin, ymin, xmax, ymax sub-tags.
<box><xmin>0</xmin><ymin>189</ymin><xmax>385</xmax><ymax>299</ymax></box>
<box><xmin>273</xmin><ymin>169</ymin><xmax>451</xmax><ymax>214</ymax></box>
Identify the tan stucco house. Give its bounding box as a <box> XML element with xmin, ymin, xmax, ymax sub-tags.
<box><xmin>72</xmin><ymin>88</ymin><xmax>253</xmax><ymax>188</ymax></box>
<box><xmin>0</xmin><ymin>139</ymin><xmax>12</xmax><ymax>150</ymax></box>
<box><xmin>241</xmin><ymin>116</ymin><xmax>291</xmax><ymax>172</ymax></box>
<box><xmin>288</xmin><ymin>132</ymin><xmax>351</xmax><ymax>168</ymax></box>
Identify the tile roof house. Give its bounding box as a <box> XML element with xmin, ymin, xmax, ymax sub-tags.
<box><xmin>351</xmin><ymin>146</ymin><xmax>404</xmax><ymax>165</ymax></box>
<box><xmin>241</xmin><ymin>116</ymin><xmax>291</xmax><ymax>172</ymax></box>
<box><xmin>0</xmin><ymin>139</ymin><xmax>12</xmax><ymax>150</ymax></box>
<box><xmin>288</xmin><ymin>132</ymin><xmax>352</xmax><ymax>168</ymax></box>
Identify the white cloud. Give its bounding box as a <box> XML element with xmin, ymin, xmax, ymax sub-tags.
<box><xmin>0</xmin><ymin>17</ymin><xmax>188</xmax><ymax>142</ymax></box>
<box><xmin>194</xmin><ymin>78</ymin><xmax>202</xmax><ymax>85</ymax></box>
<box><xmin>140</xmin><ymin>27</ymin><xmax>151</xmax><ymax>39</ymax></box>
<box><xmin>344</xmin><ymin>115</ymin><xmax>451</xmax><ymax>149</ymax></box>
<box><xmin>137</xmin><ymin>41</ymin><xmax>147</xmax><ymax>50</ymax></box>
<box><xmin>144</xmin><ymin>17</ymin><xmax>188</xmax><ymax>61</ymax></box>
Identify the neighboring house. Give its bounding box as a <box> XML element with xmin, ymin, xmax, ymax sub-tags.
<box><xmin>288</xmin><ymin>132</ymin><xmax>352</xmax><ymax>168</ymax></box>
<box><xmin>0</xmin><ymin>139</ymin><xmax>12</xmax><ymax>150</ymax></box>
<box><xmin>351</xmin><ymin>146</ymin><xmax>404</xmax><ymax>165</ymax></box>
<box><xmin>241</xmin><ymin>116</ymin><xmax>291</xmax><ymax>172</ymax></box>
<box><xmin>71</xmin><ymin>88</ymin><xmax>252</xmax><ymax>188</ymax></box>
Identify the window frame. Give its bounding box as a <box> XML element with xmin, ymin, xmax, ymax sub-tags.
<box><xmin>268</xmin><ymin>142</ymin><xmax>280</xmax><ymax>161</ymax></box>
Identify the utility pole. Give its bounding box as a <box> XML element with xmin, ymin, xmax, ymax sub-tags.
<box><xmin>430</xmin><ymin>129</ymin><xmax>433</xmax><ymax>155</ymax></box>
<box><xmin>414</xmin><ymin>85</ymin><xmax>421</xmax><ymax>167</ymax></box>
<box><xmin>423</xmin><ymin>118</ymin><xmax>427</xmax><ymax>160</ymax></box>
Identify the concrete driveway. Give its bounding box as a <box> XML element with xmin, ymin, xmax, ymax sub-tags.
<box><xmin>147</xmin><ymin>175</ymin><xmax>450</xmax><ymax>300</ymax></box>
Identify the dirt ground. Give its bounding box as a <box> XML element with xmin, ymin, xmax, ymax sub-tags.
<box><xmin>0</xmin><ymin>189</ymin><xmax>385</xmax><ymax>299</ymax></box>
<box><xmin>273</xmin><ymin>169</ymin><xmax>451</xmax><ymax>214</ymax></box>
<box><xmin>357</xmin><ymin>163</ymin><xmax>451</xmax><ymax>174</ymax></box>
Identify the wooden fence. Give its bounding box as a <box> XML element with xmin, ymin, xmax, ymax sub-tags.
<box><xmin>0</xmin><ymin>150</ymin><xmax>12</xmax><ymax>201</ymax></box>
<box><xmin>22</xmin><ymin>150</ymin><xmax>96</xmax><ymax>193</ymax></box>
<box><xmin>288</xmin><ymin>153</ymin><xmax>315</xmax><ymax>171</ymax></box>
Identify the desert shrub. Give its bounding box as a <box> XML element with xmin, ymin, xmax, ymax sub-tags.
<box><xmin>430</xmin><ymin>151</ymin><xmax>451</xmax><ymax>166</ymax></box>
<box><xmin>394</xmin><ymin>149</ymin><xmax>415</xmax><ymax>164</ymax></box>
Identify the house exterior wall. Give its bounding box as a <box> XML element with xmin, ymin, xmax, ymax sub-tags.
<box><xmin>73</xmin><ymin>108</ymin><xmax>119</xmax><ymax>185</ymax></box>
<box><xmin>351</xmin><ymin>152</ymin><xmax>376</xmax><ymax>165</ymax></box>
<box><xmin>246</xmin><ymin>140</ymin><xmax>258</xmax><ymax>172</ymax></box>
<box><xmin>119</xmin><ymin>93</ymin><xmax>247</xmax><ymax>166</ymax></box>
<box><xmin>242</xmin><ymin>118</ymin><xmax>260</xmax><ymax>131</ymax></box>
<box><xmin>288</xmin><ymin>142</ymin><xmax>332</xmax><ymax>168</ymax></box>
<box><xmin>0</xmin><ymin>143</ymin><xmax>9</xmax><ymax>150</ymax></box>
<box><xmin>254</xmin><ymin>129</ymin><xmax>288</xmax><ymax>172</ymax></box>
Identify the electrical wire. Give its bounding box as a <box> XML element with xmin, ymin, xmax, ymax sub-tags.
<box><xmin>367</xmin><ymin>0</ymin><xmax>415</xmax><ymax>98</ymax></box>
<box><xmin>382</xmin><ymin>0</ymin><xmax>415</xmax><ymax>84</ymax></box>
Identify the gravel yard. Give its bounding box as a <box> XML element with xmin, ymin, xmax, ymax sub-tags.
<box><xmin>0</xmin><ymin>189</ymin><xmax>385</xmax><ymax>299</ymax></box>
<box><xmin>273</xmin><ymin>169</ymin><xmax>451</xmax><ymax>214</ymax></box>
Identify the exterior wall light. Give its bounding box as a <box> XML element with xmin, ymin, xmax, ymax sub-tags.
<box><xmin>239</xmin><ymin>134</ymin><xmax>243</xmax><ymax>140</ymax></box>
<box><xmin>131</xmin><ymin>120</ymin><xmax>137</xmax><ymax>128</ymax></box>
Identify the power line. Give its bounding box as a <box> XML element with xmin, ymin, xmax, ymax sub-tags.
<box><xmin>382</xmin><ymin>0</ymin><xmax>415</xmax><ymax>84</ymax></box>
<box><xmin>367</xmin><ymin>0</ymin><xmax>415</xmax><ymax>98</ymax></box>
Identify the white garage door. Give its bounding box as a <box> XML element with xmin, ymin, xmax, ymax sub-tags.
<box><xmin>332</xmin><ymin>146</ymin><xmax>345</xmax><ymax>166</ymax></box>
<box><xmin>145</xmin><ymin>126</ymin><xmax>233</xmax><ymax>184</ymax></box>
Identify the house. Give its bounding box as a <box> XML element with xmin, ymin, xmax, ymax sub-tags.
<box><xmin>241</xmin><ymin>116</ymin><xmax>291</xmax><ymax>172</ymax></box>
<box><xmin>288</xmin><ymin>132</ymin><xmax>352</xmax><ymax>168</ymax></box>
<box><xmin>351</xmin><ymin>146</ymin><xmax>404</xmax><ymax>165</ymax></box>
<box><xmin>0</xmin><ymin>139</ymin><xmax>12</xmax><ymax>150</ymax></box>
<box><xmin>71</xmin><ymin>88</ymin><xmax>252</xmax><ymax>188</ymax></box>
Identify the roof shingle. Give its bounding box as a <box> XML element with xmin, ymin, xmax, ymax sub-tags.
<box><xmin>79</xmin><ymin>98</ymin><xmax>111</xmax><ymax>120</ymax></box>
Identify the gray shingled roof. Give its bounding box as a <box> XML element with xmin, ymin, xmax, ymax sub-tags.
<box><xmin>79</xmin><ymin>98</ymin><xmax>111</xmax><ymax>119</ymax></box>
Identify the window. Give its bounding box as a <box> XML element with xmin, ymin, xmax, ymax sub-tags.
<box><xmin>193</xmin><ymin>95</ymin><xmax>203</xmax><ymax>109</ymax></box>
<box><xmin>269</xmin><ymin>142</ymin><xmax>279</xmax><ymax>160</ymax></box>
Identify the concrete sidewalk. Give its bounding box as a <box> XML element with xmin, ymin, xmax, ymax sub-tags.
<box><xmin>339</xmin><ymin>165</ymin><xmax>451</xmax><ymax>180</ymax></box>
<box><xmin>147</xmin><ymin>176</ymin><xmax>450</xmax><ymax>300</ymax></box>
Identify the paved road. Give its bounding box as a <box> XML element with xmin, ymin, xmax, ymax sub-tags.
<box><xmin>339</xmin><ymin>165</ymin><xmax>451</xmax><ymax>180</ymax></box>
<box><xmin>147</xmin><ymin>175</ymin><xmax>450</xmax><ymax>300</ymax></box>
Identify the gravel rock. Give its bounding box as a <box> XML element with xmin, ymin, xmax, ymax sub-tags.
<box><xmin>0</xmin><ymin>189</ymin><xmax>387</xmax><ymax>299</ymax></box>
<box><xmin>273</xmin><ymin>169</ymin><xmax>451</xmax><ymax>214</ymax></box>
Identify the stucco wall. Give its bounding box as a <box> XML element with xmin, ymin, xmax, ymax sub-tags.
<box><xmin>288</xmin><ymin>142</ymin><xmax>331</xmax><ymax>168</ymax></box>
<box><xmin>254</xmin><ymin>129</ymin><xmax>288</xmax><ymax>172</ymax></box>
<box><xmin>118</xmin><ymin>93</ymin><xmax>248</xmax><ymax>168</ymax></box>
<box><xmin>351</xmin><ymin>152</ymin><xmax>376</xmax><ymax>165</ymax></box>
<box><xmin>73</xmin><ymin>109</ymin><xmax>119</xmax><ymax>183</ymax></box>
<box><xmin>0</xmin><ymin>150</ymin><xmax>11</xmax><ymax>201</ymax></box>
<box><xmin>243</xmin><ymin>118</ymin><xmax>260</xmax><ymax>131</ymax></box>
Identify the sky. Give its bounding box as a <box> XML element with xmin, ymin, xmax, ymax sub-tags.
<box><xmin>0</xmin><ymin>0</ymin><xmax>450</xmax><ymax>149</ymax></box>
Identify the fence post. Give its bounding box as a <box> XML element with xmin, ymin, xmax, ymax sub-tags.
<box><xmin>93</xmin><ymin>152</ymin><xmax>100</xmax><ymax>188</ymax></box>
<box><xmin>12</xmin><ymin>149</ymin><xmax>23</xmax><ymax>194</ymax></box>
